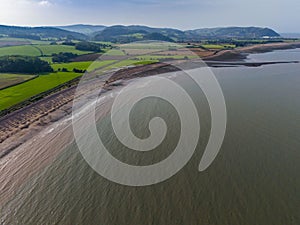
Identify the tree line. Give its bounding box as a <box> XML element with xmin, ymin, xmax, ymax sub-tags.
<box><xmin>0</xmin><ymin>56</ymin><xmax>53</xmax><ymax>74</ymax></box>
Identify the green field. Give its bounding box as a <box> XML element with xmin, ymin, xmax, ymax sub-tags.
<box><xmin>35</xmin><ymin>45</ymin><xmax>93</xmax><ymax>56</ymax></box>
<box><xmin>0</xmin><ymin>73</ymin><xmax>36</xmax><ymax>90</ymax></box>
<box><xmin>201</xmin><ymin>44</ymin><xmax>236</xmax><ymax>49</ymax></box>
<box><xmin>0</xmin><ymin>39</ymin><xmax>196</xmax><ymax>111</ymax></box>
<box><xmin>133</xmin><ymin>55</ymin><xmax>195</xmax><ymax>60</ymax></box>
<box><xmin>40</xmin><ymin>57</ymin><xmax>53</xmax><ymax>63</ymax></box>
<box><xmin>0</xmin><ymin>45</ymin><xmax>42</xmax><ymax>56</ymax></box>
<box><xmin>121</xmin><ymin>43</ymin><xmax>180</xmax><ymax>50</ymax></box>
<box><xmin>133</xmin><ymin>60</ymin><xmax>158</xmax><ymax>65</ymax></box>
<box><xmin>103</xmin><ymin>60</ymin><xmax>145</xmax><ymax>70</ymax></box>
<box><xmin>0</xmin><ymin>37</ymin><xmax>50</xmax><ymax>45</ymax></box>
<box><xmin>104</xmin><ymin>49</ymin><xmax>126</xmax><ymax>56</ymax></box>
<box><xmin>51</xmin><ymin>60</ymin><xmax>117</xmax><ymax>72</ymax></box>
<box><xmin>0</xmin><ymin>72</ymin><xmax>82</xmax><ymax>110</ymax></box>
<box><xmin>0</xmin><ymin>44</ymin><xmax>93</xmax><ymax>57</ymax></box>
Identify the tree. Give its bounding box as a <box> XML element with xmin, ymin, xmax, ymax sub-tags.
<box><xmin>75</xmin><ymin>41</ymin><xmax>102</xmax><ymax>52</ymax></box>
<box><xmin>52</xmin><ymin>52</ymin><xmax>78</xmax><ymax>63</ymax></box>
<box><xmin>0</xmin><ymin>56</ymin><xmax>53</xmax><ymax>74</ymax></box>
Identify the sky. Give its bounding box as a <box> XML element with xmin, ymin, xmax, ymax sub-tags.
<box><xmin>0</xmin><ymin>0</ymin><xmax>299</xmax><ymax>32</ymax></box>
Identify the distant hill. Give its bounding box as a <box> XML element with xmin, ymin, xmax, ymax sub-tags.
<box><xmin>93</xmin><ymin>25</ymin><xmax>280</xmax><ymax>43</ymax></box>
<box><xmin>0</xmin><ymin>25</ymin><xmax>87</xmax><ymax>40</ymax></box>
<box><xmin>93</xmin><ymin>25</ymin><xmax>184</xmax><ymax>43</ymax></box>
<box><xmin>185</xmin><ymin>27</ymin><xmax>280</xmax><ymax>40</ymax></box>
<box><xmin>57</xmin><ymin>24</ymin><xmax>106</xmax><ymax>35</ymax></box>
<box><xmin>0</xmin><ymin>24</ymin><xmax>281</xmax><ymax>43</ymax></box>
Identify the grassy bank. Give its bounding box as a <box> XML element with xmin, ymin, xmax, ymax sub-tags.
<box><xmin>0</xmin><ymin>72</ymin><xmax>82</xmax><ymax>110</ymax></box>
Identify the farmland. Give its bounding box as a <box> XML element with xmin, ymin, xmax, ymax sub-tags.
<box><xmin>0</xmin><ymin>45</ymin><xmax>42</xmax><ymax>56</ymax></box>
<box><xmin>0</xmin><ymin>44</ymin><xmax>93</xmax><ymax>57</ymax></box>
<box><xmin>201</xmin><ymin>44</ymin><xmax>236</xmax><ymax>49</ymax></box>
<box><xmin>0</xmin><ymin>37</ymin><xmax>51</xmax><ymax>45</ymax></box>
<box><xmin>51</xmin><ymin>60</ymin><xmax>117</xmax><ymax>72</ymax></box>
<box><xmin>0</xmin><ymin>72</ymin><xmax>82</xmax><ymax>110</ymax></box>
<box><xmin>0</xmin><ymin>38</ymin><xmax>208</xmax><ymax>112</ymax></box>
<box><xmin>0</xmin><ymin>74</ymin><xmax>36</xmax><ymax>90</ymax></box>
<box><xmin>36</xmin><ymin>45</ymin><xmax>92</xmax><ymax>56</ymax></box>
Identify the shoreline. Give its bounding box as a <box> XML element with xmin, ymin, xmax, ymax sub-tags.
<box><xmin>202</xmin><ymin>41</ymin><xmax>300</xmax><ymax>61</ymax></box>
<box><xmin>1</xmin><ymin>42</ymin><xmax>300</xmax><ymax>157</ymax></box>
<box><xmin>0</xmin><ymin>43</ymin><xmax>299</xmax><ymax>204</ymax></box>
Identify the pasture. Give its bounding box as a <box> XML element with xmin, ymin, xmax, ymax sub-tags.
<box><xmin>201</xmin><ymin>44</ymin><xmax>236</xmax><ymax>49</ymax></box>
<box><xmin>0</xmin><ymin>44</ymin><xmax>94</xmax><ymax>57</ymax></box>
<box><xmin>0</xmin><ymin>45</ymin><xmax>41</xmax><ymax>56</ymax></box>
<box><xmin>0</xmin><ymin>72</ymin><xmax>82</xmax><ymax>110</ymax></box>
<box><xmin>0</xmin><ymin>74</ymin><xmax>36</xmax><ymax>90</ymax></box>
<box><xmin>35</xmin><ymin>45</ymin><xmax>93</xmax><ymax>56</ymax></box>
<box><xmin>51</xmin><ymin>60</ymin><xmax>117</xmax><ymax>72</ymax></box>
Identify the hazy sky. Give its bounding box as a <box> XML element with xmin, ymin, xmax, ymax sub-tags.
<box><xmin>0</xmin><ymin>0</ymin><xmax>299</xmax><ymax>32</ymax></box>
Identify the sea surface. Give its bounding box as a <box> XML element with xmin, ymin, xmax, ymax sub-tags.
<box><xmin>1</xmin><ymin>49</ymin><xmax>300</xmax><ymax>225</ymax></box>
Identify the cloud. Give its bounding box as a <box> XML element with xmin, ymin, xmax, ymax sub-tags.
<box><xmin>38</xmin><ymin>0</ymin><xmax>52</xmax><ymax>7</ymax></box>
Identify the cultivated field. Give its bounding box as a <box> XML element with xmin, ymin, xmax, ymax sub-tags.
<box><xmin>0</xmin><ymin>74</ymin><xmax>36</xmax><ymax>90</ymax></box>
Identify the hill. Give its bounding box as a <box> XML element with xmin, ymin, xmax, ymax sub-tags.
<box><xmin>56</xmin><ymin>24</ymin><xmax>106</xmax><ymax>35</ymax></box>
<box><xmin>93</xmin><ymin>25</ymin><xmax>280</xmax><ymax>43</ymax></box>
<box><xmin>93</xmin><ymin>25</ymin><xmax>184</xmax><ymax>43</ymax></box>
<box><xmin>0</xmin><ymin>25</ymin><xmax>87</xmax><ymax>41</ymax></box>
<box><xmin>185</xmin><ymin>27</ymin><xmax>281</xmax><ymax>40</ymax></box>
<box><xmin>0</xmin><ymin>24</ymin><xmax>281</xmax><ymax>43</ymax></box>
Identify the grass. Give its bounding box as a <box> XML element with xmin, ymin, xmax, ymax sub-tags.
<box><xmin>122</xmin><ymin>33</ymin><xmax>144</xmax><ymax>39</ymax></box>
<box><xmin>104</xmin><ymin>49</ymin><xmax>126</xmax><ymax>56</ymax></box>
<box><xmin>51</xmin><ymin>60</ymin><xmax>117</xmax><ymax>72</ymax></box>
<box><xmin>88</xmin><ymin>60</ymin><xmax>118</xmax><ymax>71</ymax></box>
<box><xmin>40</xmin><ymin>57</ymin><xmax>53</xmax><ymax>63</ymax></box>
<box><xmin>94</xmin><ymin>41</ymin><xmax>113</xmax><ymax>45</ymax></box>
<box><xmin>133</xmin><ymin>55</ymin><xmax>195</xmax><ymax>60</ymax></box>
<box><xmin>201</xmin><ymin>44</ymin><xmax>236</xmax><ymax>49</ymax></box>
<box><xmin>0</xmin><ymin>45</ymin><xmax>42</xmax><ymax>56</ymax></box>
<box><xmin>51</xmin><ymin>61</ymin><xmax>93</xmax><ymax>71</ymax></box>
<box><xmin>0</xmin><ymin>44</ymin><xmax>95</xmax><ymax>57</ymax></box>
<box><xmin>35</xmin><ymin>45</ymin><xmax>93</xmax><ymax>56</ymax></box>
<box><xmin>133</xmin><ymin>60</ymin><xmax>158</xmax><ymax>65</ymax></box>
<box><xmin>121</xmin><ymin>43</ymin><xmax>180</xmax><ymax>50</ymax></box>
<box><xmin>0</xmin><ymin>37</ymin><xmax>50</xmax><ymax>45</ymax></box>
<box><xmin>0</xmin><ymin>72</ymin><xmax>82</xmax><ymax>110</ymax></box>
<box><xmin>0</xmin><ymin>73</ymin><xmax>35</xmax><ymax>89</ymax></box>
<box><xmin>103</xmin><ymin>60</ymin><xmax>143</xmax><ymax>70</ymax></box>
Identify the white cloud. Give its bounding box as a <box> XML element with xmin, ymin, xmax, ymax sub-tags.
<box><xmin>38</xmin><ymin>0</ymin><xmax>52</xmax><ymax>7</ymax></box>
